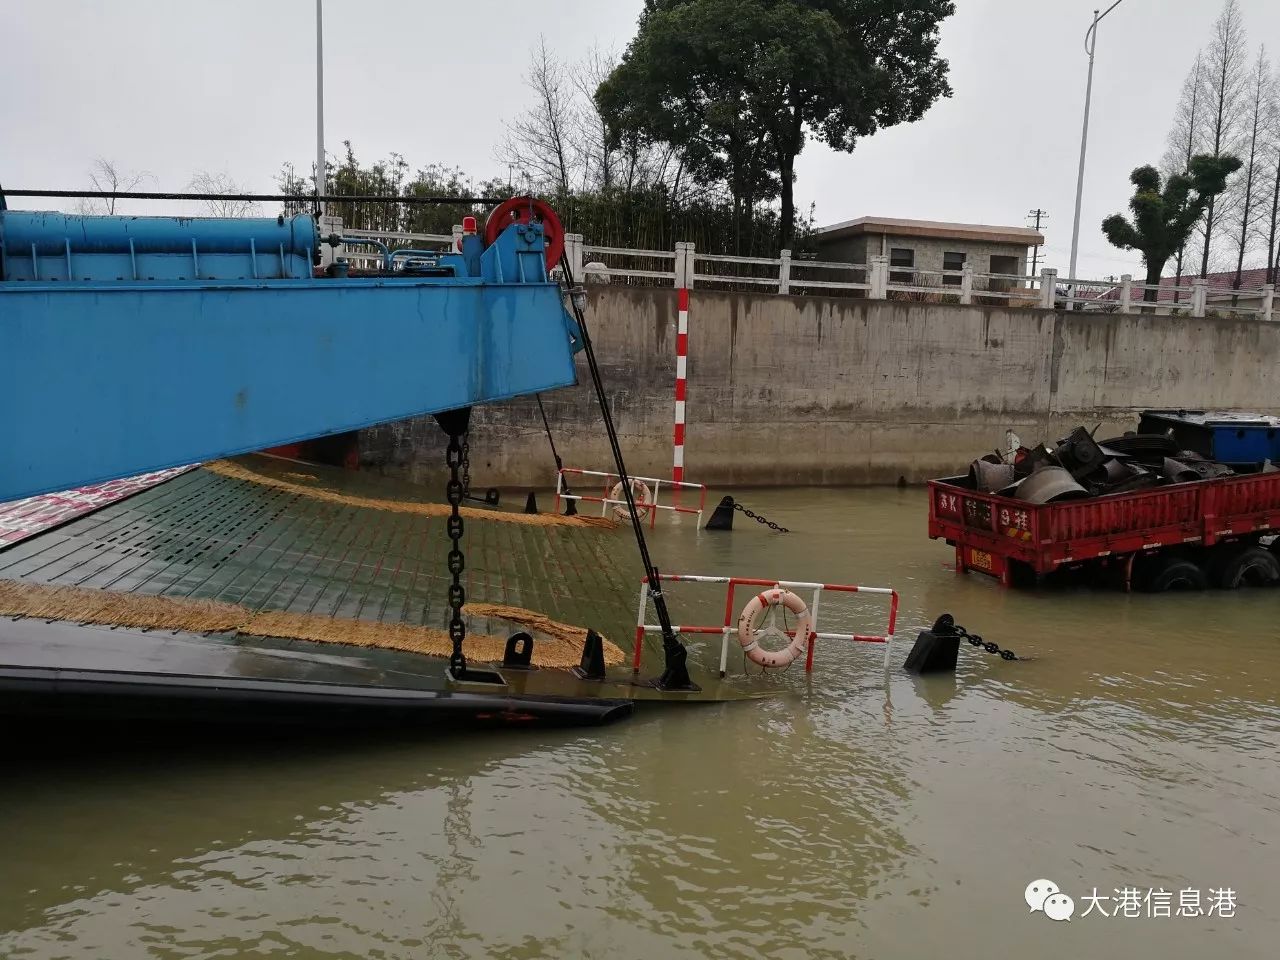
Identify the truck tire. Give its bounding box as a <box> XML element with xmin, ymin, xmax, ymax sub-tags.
<box><xmin>1007</xmin><ymin>559</ymin><xmax>1039</xmax><ymax>589</ymax></box>
<box><xmin>1134</xmin><ymin>554</ymin><xmax>1207</xmax><ymax>593</ymax></box>
<box><xmin>1215</xmin><ymin>545</ymin><xmax>1280</xmax><ymax>589</ymax></box>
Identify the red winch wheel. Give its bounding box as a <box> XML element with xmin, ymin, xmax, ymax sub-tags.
<box><xmin>483</xmin><ymin>196</ymin><xmax>565</xmax><ymax>273</ymax></box>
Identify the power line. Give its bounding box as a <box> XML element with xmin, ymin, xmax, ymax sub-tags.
<box><xmin>1041</xmin><ymin>244</ymin><xmax>1141</xmax><ymax>265</ymax></box>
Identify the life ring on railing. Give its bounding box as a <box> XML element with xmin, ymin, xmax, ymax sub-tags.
<box><xmin>608</xmin><ymin>479</ymin><xmax>653</xmax><ymax>519</ymax></box>
<box><xmin>737</xmin><ymin>587</ymin><xmax>813</xmax><ymax>668</ymax></box>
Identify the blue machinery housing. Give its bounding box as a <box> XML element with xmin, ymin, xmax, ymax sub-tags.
<box><xmin>0</xmin><ymin>207</ymin><xmax>582</xmax><ymax>502</ymax></box>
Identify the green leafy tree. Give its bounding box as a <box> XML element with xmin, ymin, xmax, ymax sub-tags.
<box><xmin>595</xmin><ymin>6</ymin><xmax>777</xmax><ymax>253</ymax></box>
<box><xmin>598</xmin><ymin>0</ymin><xmax>954</xmax><ymax>247</ymax></box>
<box><xmin>278</xmin><ymin>142</ymin><xmax>815</xmax><ymax>258</ymax></box>
<box><xmin>1102</xmin><ymin>154</ymin><xmax>1242</xmax><ymax>301</ymax></box>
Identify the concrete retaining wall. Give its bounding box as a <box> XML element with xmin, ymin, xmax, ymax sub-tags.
<box><xmin>359</xmin><ymin>287</ymin><xmax>1280</xmax><ymax>488</ymax></box>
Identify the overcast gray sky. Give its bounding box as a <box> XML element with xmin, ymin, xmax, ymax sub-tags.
<box><xmin>5</xmin><ymin>0</ymin><xmax>1279</xmax><ymax>278</ymax></box>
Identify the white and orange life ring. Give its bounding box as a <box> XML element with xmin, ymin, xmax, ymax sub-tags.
<box><xmin>736</xmin><ymin>587</ymin><xmax>813</xmax><ymax>668</ymax></box>
<box><xmin>609</xmin><ymin>479</ymin><xmax>653</xmax><ymax>519</ymax></box>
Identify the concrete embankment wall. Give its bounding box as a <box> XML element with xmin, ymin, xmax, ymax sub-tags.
<box><xmin>359</xmin><ymin>287</ymin><xmax>1280</xmax><ymax>488</ymax></box>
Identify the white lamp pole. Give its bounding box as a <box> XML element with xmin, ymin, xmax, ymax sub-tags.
<box><xmin>1068</xmin><ymin>0</ymin><xmax>1126</xmax><ymax>305</ymax></box>
<box><xmin>315</xmin><ymin>0</ymin><xmax>327</xmax><ymax>214</ymax></box>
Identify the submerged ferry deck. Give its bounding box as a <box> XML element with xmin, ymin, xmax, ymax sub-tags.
<box><xmin>0</xmin><ymin>456</ymin><xmax>761</xmax><ymax>729</ymax></box>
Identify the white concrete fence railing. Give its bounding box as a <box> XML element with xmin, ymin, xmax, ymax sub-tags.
<box><xmin>332</xmin><ymin>227</ymin><xmax>1278</xmax><ymax>322</ymax></box>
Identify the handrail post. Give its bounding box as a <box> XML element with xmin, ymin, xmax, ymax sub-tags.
<box><xmin>451</xmin><ymin>224</ymin><xmax>464</xmax><ymax>253</ymax></box>
<box><xmin>870</xmin><ymin>255</ymin><xmax>888</xmax><ymax>300</ymax></box>
<box><xmin>683</xmin><ymin>242</ymin><xmax>697</xmax><ymax>290</ymax></box>
<box><xmin>960</xmin><ymin>264</ymin><xmax>973</xmax><ymax>305</ymax></box>
<box><xmin>673</xmin><ymin>240</ymin><xmax>686</xmax><ymax>289</ymax></box>
<box><xmin>1261</xmin><ymin>283</ymin><xmax>1274</xmax><ymax>322</ymax></box>
<box><xmin>1119</xmin><ymin>273</ymin><xmax>1132</xmax><ymax>314</ymax></box>
<box><xmin>779</xmin><ymin>248</ymin><xmax>791</xmax><ymax>295</ymax></box>
<box><xmin>1192</xmin><ymin>278</ymin><xmax>1208</xmax><ymax>318</ymax></box>
<box><xmin>565</xmin><ymin>233</ymin><xmax>584</xmax><ymax>284</ymax></box>
<box><xmin>1040</xmin><ymin>268</ymin><xmax>1057</xmax><ymax>309</ymax></box>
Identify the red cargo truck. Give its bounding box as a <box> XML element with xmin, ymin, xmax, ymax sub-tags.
<box><xmin>928</xmin><ymin>471</ymin><xmax>1280</xmax><ymax>590</ymax></box>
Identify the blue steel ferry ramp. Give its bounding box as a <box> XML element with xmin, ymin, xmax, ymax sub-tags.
<box><xmin>0</xmin><ymin>456</ymin><xmax>755</xmax><ymax>729</ymax></box>
<box><xmin>0</xmin><ymin>196</ymin><xmax>757</xmax><ymax>727</ymax></box>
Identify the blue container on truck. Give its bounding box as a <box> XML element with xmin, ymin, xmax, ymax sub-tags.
<box><xmin>1137</xmin><ymin>410</ymin><xmax>1280</xmax><ymax>464</ymax></box>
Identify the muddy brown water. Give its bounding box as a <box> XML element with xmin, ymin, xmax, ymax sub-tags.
<box><xmin>1</xmin><ymin>487</ymin><xmax>1277</xmax><ymax>959</ymax></box>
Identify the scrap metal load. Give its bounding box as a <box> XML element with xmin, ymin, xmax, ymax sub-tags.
<box><xmin>967</xmin><ymin>413</ymin><xmax>1280</xmax><ymax>505</ymax></box>
<box><xmin>930</xmin><ymin>410</ymin><xmax>1280</xmax><ymax>590</ymax></box>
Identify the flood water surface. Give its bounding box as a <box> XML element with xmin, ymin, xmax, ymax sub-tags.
<box><xmin>2</xmin><ymin>488</ymin><xmax>1277</xmax><ymax>959</ymax></box>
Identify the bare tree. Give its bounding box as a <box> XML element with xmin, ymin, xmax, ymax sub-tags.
<box><xmin>187</xmin><ymin>171</ymin><xmax>259</xmax><ymax>217</ymax></box>
<box><xmin>1196</xmin><ymin>0</ymin><xmax>1249</xmax><ymax>277</ymax></box>
<box><xmin>1229</xmin><ymin>47</ymin><xmax>1270</xmax><ymax>298</ymax></box>
<box><xmin>572</xmin><ymin>46</ymin><xmax>619</xmax><ymax>193</ymax></box>
<box><xmin>77</xmin><ymin>157</ymin><xmax>154</xmax><ymax>215</ymax></box>
<box><xmin>1163</xmin><ymin>53</ymin><xmax>1204</xmax><ymax>293</ymax></box>
<box><xmin>1262</xmin><ymin>65</ymin><xmax>1280</xmax><ymax>285</ymax></box>
<box><xmin>497</xmin><ymin>36</ymin><xmax>579</xmax><ymax>196</ymax></box>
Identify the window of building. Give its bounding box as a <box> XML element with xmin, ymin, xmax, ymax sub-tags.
<box><xmin>889</xmin><ymin>247</ymin><xmax>915</xmax><ymax>284</ymax></box>
<box><xmin>990</xmin><ymin>254</ymin><xmax>1019</xmax><ymax>293</ymax></box>
<box><xmin>943</xmin><ymin>251</ymin><xmax>966</xmax><ymax>286</ymax></box>
<box><xmin>989</xmin><ymin>254</ymin><xmax>1019</xmax><ymax>275</ymax></box>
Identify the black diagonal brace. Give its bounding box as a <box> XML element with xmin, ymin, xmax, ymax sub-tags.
<box><xmin>558</xmin><ymin>256</ymin><xmax>696</xmax><ymax>691</ymax></box>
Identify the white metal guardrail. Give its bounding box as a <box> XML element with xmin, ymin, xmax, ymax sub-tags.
<box><xmin>554</xmin><ymin>468</ymin><xmax>707</xmax><ymax>527</ymax></box>
<box><xmin>633</xmin><ymin>573</ymin><xmax>899</xmax><ymax>676</ymax></box>
<box><xmin>333</xmin><ymin>227</ymin><xmax>456</xmax><ymax>268</ymax></box>
<box><xmin>321</xmin><ymin>223</ymin><xmax>1278</xmax><ymax>320</ymax></box>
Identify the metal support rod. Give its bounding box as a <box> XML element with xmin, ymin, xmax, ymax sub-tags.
<box><xmin>535</xmin><ymin>394</ymin><xmax>564</xmax><ymax>472</ymax></box>
<box><xmin>0</xmin><ymin>190</ymin><xmax>507</xmax><ymax>205</ymax></box>
<box><xmin>1068</xmin><ymin>0</ymin><xmax>1126</xmax><ymax>307</ymax></box>
<box><xmin>315</xmin><ymin>0</ymin><xmax>327</xmax><ymax>215</ymax></box>
<box><xmin>338</xmin><ymin>235</ymin><xmax>390</xmax><ymax>269</ymax></box>
<box><xmin>559</xmin><ymin>254</ymin><xmax>693</xmax><ymax>690</ymax></box>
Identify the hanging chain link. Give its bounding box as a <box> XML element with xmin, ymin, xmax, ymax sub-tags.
<box><xmin>954</xmin><ymin>623</ymin><xmax>1017</xmax><ymax>661</ymax></box>
<box><xmin>732</xmin><ymin>501</ymin><xmax>789</xmax><ymax>533</ymax></box>
<box><xmin>444</xmin><ymin>433</ymin><xmax>468</xmax><ymax>675</ymax></box>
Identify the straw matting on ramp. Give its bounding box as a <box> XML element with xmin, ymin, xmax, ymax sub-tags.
<box><xmin>205</xmin><ymin>459</ymin><xmax>616</xmax><ymax>529</ymax></box>
<box><xmin>0</xmin><ymin>456</ymin><xmax>641</xmax><ymax>669</ymax></box>
<box><xmin>0</xmin><ymin>580</ymin><xmax>624</xmax><ymax>669</ymax></box>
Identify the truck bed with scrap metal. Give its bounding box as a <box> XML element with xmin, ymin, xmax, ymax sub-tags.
<box><xmin>928</xmin><ymin>471</ymin><xmax>1280</xmax><ymax>585</ymax></box>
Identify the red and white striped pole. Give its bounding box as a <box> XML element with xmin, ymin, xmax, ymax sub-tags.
<box><xmin>673</xmin><ymin>241</ymin><xmax>692</xmax><ymax>484</ymax></box>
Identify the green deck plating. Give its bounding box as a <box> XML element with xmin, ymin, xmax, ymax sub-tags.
<box><xmin>0</xmin><ymin>456</ymin><xmax>761</xmax><ymax>709</ymax></box>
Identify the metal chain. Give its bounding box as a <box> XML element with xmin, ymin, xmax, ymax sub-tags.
<box><xmin>444</xmin><ymin>433</ymin><xmax>468</xmax><ymax>675</ymax></box>
<box><xmin>732</xmin><ymin>501</ymin><xmax>789</xmax><ymax>533</ymax></box>
<box><xmin>954</xmin><ymin>623</ymin><xmax>1017</xmax><ymax>661</ymax></box>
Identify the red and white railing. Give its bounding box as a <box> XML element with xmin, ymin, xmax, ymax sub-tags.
<box><xmin>554</xmin><ymin>468</ymin><xmax>707</xmax><ymax>527</ymax></box>
<box><xmin>634</xmin><ymin>574</ymin><xmax>899</xmax><ymax>676</ymax></box>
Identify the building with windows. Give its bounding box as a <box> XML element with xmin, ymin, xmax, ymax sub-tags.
<box><xmin>811</xmin><ymin>216</ymin><xmax>1044</xmax><ymax>283</ymax></box>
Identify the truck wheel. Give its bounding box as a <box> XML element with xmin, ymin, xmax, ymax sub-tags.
<box><xmin>1006</xmin><ymin>560</ymin><xmax>1038</xmax><ymax>589</ymax></box>
<box><xmin>1215</xmin><ymin>545</ymin><xmax>1280</xmax><ymax>589</ymax></box>
<box><xmin>1135</xmin><ymin>555</ymin><xmax>1207</xmax><ymax>593</ymax></box>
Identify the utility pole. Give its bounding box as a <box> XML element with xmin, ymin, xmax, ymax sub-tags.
<box><xmin>1027</xmin><ymin>209</ymin><xmax>1049</xmax><ymax>275</ymax></box>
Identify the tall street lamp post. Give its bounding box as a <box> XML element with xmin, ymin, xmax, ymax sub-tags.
<box><xmin>315</xmin><ymin>0</ymin><xmax>326</xmax><ymax>214</ymax></box>
<box><xmin>1068</xmin><ymin>0</ymin><xmax>1127</xmax><ymax>305</ymax></box>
